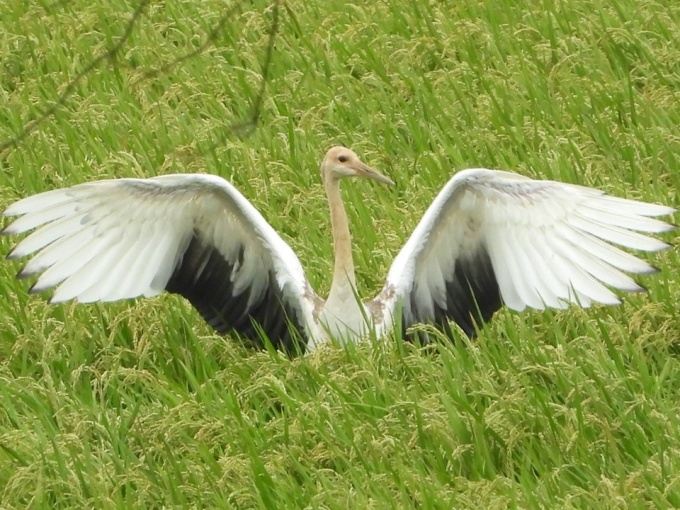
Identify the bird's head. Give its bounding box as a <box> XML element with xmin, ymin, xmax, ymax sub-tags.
<box><xmin>320</xmin><ymin>146</ymin><xmax>394</xmax><ymax>185</ymax></box>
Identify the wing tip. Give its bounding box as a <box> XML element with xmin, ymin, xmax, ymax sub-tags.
<box><xmin>17</xmin><ymin>266</ymin><xmax>33</xmax><ymax>280</ymax></box>
<box><xmin>641</xmin><ymin>264</ymin><xmax>661</xmax><ymax>276</ymax></box>
<box><xmin>658</xmin><ymin>223</ymin><xmax>677</xmax><ymax>235</ymax></box>
<box><xmin>1</xmin><ymin>225</ymin><xmax>18</xmax><ymax>237</ymax></box>
<box><xmin>3</xmin><ymin>206</ymin><xmax>22</xmax><ymax>218</ymax></box>
<box><xmin>6</xmin><ymin>243</ymin><xmax>32</xmax><ymax>260</ymax></box>
<box><xmin>27</xmin><ymin>278</ymin><xmax>59</xmax><ymax>298</ymax></box>
<box><xmin>27</xmin><ymin>283</ymin><xmax>44</xmax><ymax>295</ymax></box>
<box><xmin>651</xmin><ymin>205</ymin><xmax>677</xmax><ymax>217</ymax></box>
<box><xmin>633</xmin><ymin>282</ymin><xmax>649</xmax><ymax>294</ymax></box>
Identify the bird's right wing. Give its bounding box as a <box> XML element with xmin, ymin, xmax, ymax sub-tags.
<box><xmin>3</xmin><ymin>174</ymin><xmax>323</xmax><ymax>353</ymax></box>
<box><xmin>374</xmin><ymin>169</ymin><xmax>675</xmax><ymax>338</ymax></box>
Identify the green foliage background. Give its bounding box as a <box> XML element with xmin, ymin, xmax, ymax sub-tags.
<box><xmin>0</xmin><ymin>0</ymin><xmax>679</xmax><ymax>507</ymax></box>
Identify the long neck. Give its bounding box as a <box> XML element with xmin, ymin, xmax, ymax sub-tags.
<box><xmin>325</xmin><ymin>177</ymin><xmax>356</xmax><ymax>301</ymax></box>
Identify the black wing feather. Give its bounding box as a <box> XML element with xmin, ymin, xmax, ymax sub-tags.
<box><xmin>166</xmin><ymin>233</ymin><xmax>307</xmax><ymax>354</ymax></box>
<box><xmin>405</xmin><ymin>245</ymin><xmax>501</xmax><ymax>341</ymax></box>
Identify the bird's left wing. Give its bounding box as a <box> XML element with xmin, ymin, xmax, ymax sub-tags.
<box><xmin>373</xmin><ymin>169</ymin><xmax>675</xmax><ymax>338</ymax></box>
<box><xmin>3</xmin><ymin>174</ymin><xmax>322</xmax><ymax>353</ymax></box>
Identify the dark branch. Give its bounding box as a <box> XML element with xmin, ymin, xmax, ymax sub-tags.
<box><xmin>230</xmin><ymin>0</ymin><xmax>280</xmax><ymax>134</ymax></box>
<box><xmin>134</xmin><ymin>3</ymin><xmax>244</xmax><ymax>84</ymax></box>
<box><xmin>204</xmin><ymin>0</ymin><xmax>280</xmax><ymax>150</ymax></box>
<box><xmin>0</xmin><ymin>0</ymin><xmax>280</xmax><ymax>157</ymax></box>
<box><xmin>0</xmin><ymin>0</ymin><xmax>151</xmax><ymax>156</ymax></box>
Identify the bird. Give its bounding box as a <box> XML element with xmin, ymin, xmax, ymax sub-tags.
<box><xmin>2</xmin><ymin>147</ymin><xmax>676</xmax><ymax>355</ymax></box>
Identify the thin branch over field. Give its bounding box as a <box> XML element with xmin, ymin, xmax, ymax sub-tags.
<box><xmin>0</xmin><ymin>0</ymin><xmax>150</xmax><ymax>155</ymax></box>
<box><xmin>0</xmin><ymin>0</ymin><xmax>280</xmax><ymax>156</ymax></box>
<box><xmin>209</xmin><ymin>0</ymin><xmax>280</xmax><ymax>146</ymax></box>
<box><xmin>135</xmin><ymin>3</ymin><xmax>244</xmax><ymax>84</ymax></box>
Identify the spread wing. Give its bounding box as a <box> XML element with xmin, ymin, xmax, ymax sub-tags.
<box><xmin>375</xmin><ymin>169</ymin><xmax>675</xmax><ymax>338</ymax></box>
<box><xmin>3</xmin><ymin>174</ymin><xmax>323</xmax><ymax>354</ymax></box>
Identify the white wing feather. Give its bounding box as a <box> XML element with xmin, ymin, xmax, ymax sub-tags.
<box><xmin>3</xmin><ymin>174</ymin><xmax>321</xmax><ymax>348</ymax></box>
<box><xmin>378</xmin><ymin>169</ymin><xmax>675</xmax><ymax>335</ymax></box>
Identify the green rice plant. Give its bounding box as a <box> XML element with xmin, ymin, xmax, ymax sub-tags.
<box><xmin>0</xmin><ymin>0</ymin><xmax>679</xmax><ymax>507</ymax></box>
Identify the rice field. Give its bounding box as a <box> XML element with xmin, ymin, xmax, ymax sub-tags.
<box><xmin>0</xmin><ymin>0</ymin><xmax>679</xmax><ymax>507</ymax></box>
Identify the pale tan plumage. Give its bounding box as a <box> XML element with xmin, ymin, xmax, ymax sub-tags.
<box><xmin>2</xmin><ymin>147</ymin><xmax>676</xmax><ymax>354</ymax></box>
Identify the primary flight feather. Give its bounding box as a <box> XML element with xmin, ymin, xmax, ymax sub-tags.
<box><xmin>3</xmin><ymin>147</ymin><xmax>675</xmax><ymax>354</ymax></box>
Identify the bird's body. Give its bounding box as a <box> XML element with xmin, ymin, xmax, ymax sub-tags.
<box><xmin>2</xmin><ymin>147</ymin><xmax>675</xmax><ymax>354</ymax></box>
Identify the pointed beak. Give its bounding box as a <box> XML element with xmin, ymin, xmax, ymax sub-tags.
<box><xmin>353</xmin><ymin>162</ymin><xmax>395</xmax><ymax>186</ymax></box>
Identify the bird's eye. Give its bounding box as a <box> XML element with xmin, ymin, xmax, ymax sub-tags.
<box><xmin>338</xmin><ymin>155</ymin><xmax>348</xmax><ymax>163</ymax></box>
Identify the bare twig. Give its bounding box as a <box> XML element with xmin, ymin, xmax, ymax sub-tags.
<box><xmin>204</xmin><ymin>0</ymin><xmax>280</xmax><ymax>151</ymax></box>
<box><xmin>134</xmin><ymin>2</ymin><xmax>244</xmax><ymax>84</ymax></box>
<box><xmin>0</xmin><ymin>0</ymin><xmax>280</xmax><ymax>156</ymax></box>
<box><xmin>0</xmin><ymin>0</ymin><xmax>151</xmax><ymax>155</ymax></box>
